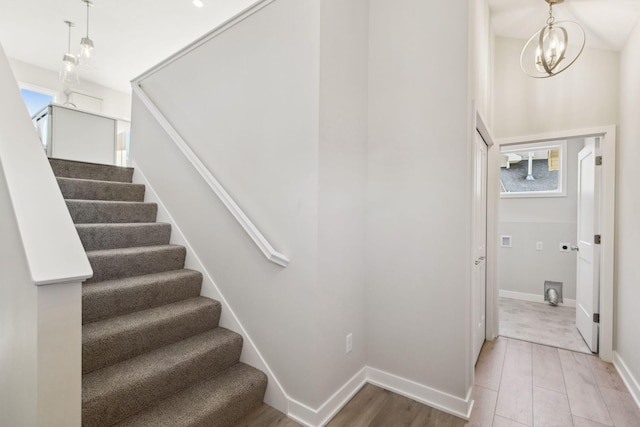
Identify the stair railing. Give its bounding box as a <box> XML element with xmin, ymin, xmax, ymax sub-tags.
<box><xmin>131</xmin><ymin>84</ymin><xmax>289</xmax><ymax>267</ymax></box>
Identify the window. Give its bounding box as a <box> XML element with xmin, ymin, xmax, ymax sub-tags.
<box><xmin>500</xmin><ymin>140</ymin><xmax>567</xmax><ymax>198</ymax></box>
<box><xmin>20</xmin><ymin>88</ymin><xmax>54</xmax><ymax>117</ymax></box>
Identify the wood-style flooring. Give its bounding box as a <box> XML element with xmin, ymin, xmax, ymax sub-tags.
<box><xmin>499</xmin><ymin>297</ymin><xmax>591</xmax><ymax>354</ymax></box>
<box><xmin>233</xmin><ymin>337</ymin><xmax>640</xmax><ymax>426</ymax></box>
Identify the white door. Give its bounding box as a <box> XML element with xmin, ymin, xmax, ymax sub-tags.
<box><xmin>473</xmin><ymin>131</ymin><xmax>488</xmax><ymax>363</ymax></box>
<box><xmin>576</xmin><ymin>138</ymin><xmax>600</xmax><ymax>353</ymax></box>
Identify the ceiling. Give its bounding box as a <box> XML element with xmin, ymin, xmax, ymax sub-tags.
<box><xmin>0</xmin><ymin>0</ymin><xmax>639</xmax><ymax>94</ymax></box>
<box><xmin>489</xmin><ymin>0</ymin><xmax>640</xmax><ymax>51</ymax></box>
<box><xmin>0</xmin><ymin>0</ymin><xmax>258</xmax><ymax>93</ymax></box>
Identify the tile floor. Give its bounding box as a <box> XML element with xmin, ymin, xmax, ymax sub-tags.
<box><xmin>473</xmin><ymin>336</ymin><xmax>640</xmax><ymax>427</ymax></box>
<box><xmin>499</xmin><ymin>297</ymin><xmax>592</xmax><ymax>354</ymax></box>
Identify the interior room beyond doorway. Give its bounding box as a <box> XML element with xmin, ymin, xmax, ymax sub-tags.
<box><xmin>497</xmin><ymin>136</ymin><xmax>593</xmax><ymax>354</ymax></box>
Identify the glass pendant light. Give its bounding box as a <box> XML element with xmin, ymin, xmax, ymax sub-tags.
<box><xmin>60</xmin><ymin>21</ymin><xmax>80</xmax><ymax>87</ymax></box>
<box><xmin>520</xmin><ymin>0</ymin><xmax>585</xmax><ymax>78</ymax></box>
<box><xmin>79</xmin><ymin>0</ymin><xmax>96</xmax><ymax>68</ymax></box>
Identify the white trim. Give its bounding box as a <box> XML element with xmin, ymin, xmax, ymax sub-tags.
<box><xmin>613</xmin><ymin>352</ymin><xmax>640</xmax><ymax>411</ymax></box>
<box><xmin>131</xmin><ymin>163</ymin><xmax>289</xmax><ymax>413</ymax></box>
<box><xmin>476</xmin><ymin>111</ymin><xmax>499</xmax><ymax>341</ymax></box>
<box><xmin>288</xmin><ymin>368</ymin><xmax>367</xmax><ymax>427</ymax></box>
<box><xmin>131</xmin><ymin>86</ymin><xmax>289</xmax><ymax>268</ymax></box>
<box><xmin>499</xmin><ymin>290</ymin><xmax>576</xmax><ymax>307</ymax></box>
<box><xmin>367</xmin><ymin>367</ymin><xmax>474</xmax><ymax>420</ymax></box>
<box><xmin>493</xmin><ymin>125</ymin><xmax>616</xmax><ymax>363</ymax></box>
<box><xmin>287</xmin><ymin>366</ymin><xmax>472</xmax><ymax>426</ymax></box>
<box><xmin>17</xmin><ymin>81</ymin><xmax>59</xmax><ymax>104</ymax></box>
<box><xmin>132</xmin><ymin>0</ymin><xmax>276</xmax><ymax>83</ymax></box>
<box><xmin>128</xmin><ymin>167</ymin><xmax>475</xmax><ymax>426</ymax></box>
<box><xmin>499</xmin><ymin>140</ymin><xmax>568</xmax><ymax>198</ymax></box>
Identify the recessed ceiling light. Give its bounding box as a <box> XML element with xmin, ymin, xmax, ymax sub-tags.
<box><xmin>192</xmin><ymin>0</ymin><xmax>204</xmax><ymax>7</ymax></box>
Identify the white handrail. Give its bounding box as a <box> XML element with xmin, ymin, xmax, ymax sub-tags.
<box><xmin>132</xmin><ymin>84</ymin><xmax>289</xmax><ymax>268</ymax></box>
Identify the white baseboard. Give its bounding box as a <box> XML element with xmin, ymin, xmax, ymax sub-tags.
<box><xmin>366</xmin><ymin>367</ymin><xmax>473</xmax><ymax>420</ymax></box>
<box><xmin>613</xmin><ymin>352</ymin><xmax>640</xmax><ymax>411</ymax></box>
<box><xmin>132</xmin><ymin>162</ymin><xmax>474</xmax><ymax>425</ymax></box>
<box><xmin>131</xmin><ymin>163</ymin><xmax>289</xmax><ymax>412</ymax></box>
<box><xmin>288</xmin><ymin>366</ymin><xmax>472</xmax><ymax>426</ymax></box>
<box><xmin>499</xmin><ymin>289</ymin><xmax>576</xmax><ymax>308</ymax></box>
<box><xmin>288</xmin><ymin>368</ymin><xmax>367</xmax><ymax>427</ymax></box>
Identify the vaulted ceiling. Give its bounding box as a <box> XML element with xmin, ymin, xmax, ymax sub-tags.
<box><xmin>0</xmin><ymin>0</ymin><xmax>257</xmax><ymax>93</ymax></box>
<box><xmin>489</xmin><ymin>0</ymin><xmax>640</xmax><ymax>51</ymax></box>
<box><xmin>0</xmin><ymin>0</ymin><xmax>639</xmax><ymax>94</ymax></box>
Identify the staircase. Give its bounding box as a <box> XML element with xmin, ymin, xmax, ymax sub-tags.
<box><xmin>49</xmin><ymin>158</ymin><xmax>267</xmax><ymax>427</ymax></box>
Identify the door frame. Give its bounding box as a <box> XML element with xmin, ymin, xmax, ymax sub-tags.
<box><xmin>487</xmin><ymin>125</ymin><xmax>616</xmax><ymax>362</ymax></box>
<box><xmin>472</xmin><ymin>128</ymin><xmax>489</xmax><ymax>364</ymax></box>
<box><xmin>475</xmin><ymin>112</ymin><xmax>497</xmax><ymax>348</ymax></box>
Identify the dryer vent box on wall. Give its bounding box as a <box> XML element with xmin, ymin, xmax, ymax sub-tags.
<box><xmin>544</xmin><ymin>281</ymin><xmax>563</xmax><ymax>304</ymax></box>
<box><xmin>500</xmin><ymin>235</ymin><xmax>512</xmax><ymax>248</ymax></box>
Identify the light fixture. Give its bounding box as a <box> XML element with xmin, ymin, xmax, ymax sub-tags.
<box><xmin>193</xmin><ymin>0</ymin><xmax>204</xmax><ymax>8</ymax></box>
<box><xmin>520</xmin><ymin>0</ymin><xmax>585</xmax><ymax>78</ymax></box>
<box><xmin>79</xmin><ymin>0</ymin><xmax>96</xmax><ymax>67</ymax></box>
<box><xmin>60</xmin><ymin>21</ymin><xmax>80</xmax><ymax>87</ymax></box>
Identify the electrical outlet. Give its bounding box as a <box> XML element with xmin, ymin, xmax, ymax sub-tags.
<box><xmin>536</xmin><ymin>242</ymin><xmax>543</xmax><ymax>251</ymax></box>
<box><xmin>346</xmin><ymin>333</ymin><xmax>353</xmax><ymax>354</ymax></box>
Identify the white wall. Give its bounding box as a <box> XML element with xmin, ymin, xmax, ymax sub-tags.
<box><xmin>133</xmin><ymin>0</ymin><xmax>487</xmax><ymax>418</ymax></box>
<box><xmin>470</xmin><ymin>0</ymin><xmax>493</xmax><ymax>127</ymax></box>
<box><xmin>9</xmin><ymin>58</ymin><xmax>131</xmax><ymax>120</ymax></box>
<box><xmin>499</xmin><ymin>139</ymin><xmax>584</xmax><ymax>300</ymax></box>
<box><xmin>0</xmin><ymin>160</ymin><xmax>38</xmax><ymax>427</ymax></box>
<box><xmin>615</xmin><ymin>20</ymin><xmax>640</xmax><ymax>398</ymax></box>
<box><xmin>0</xmin><ymin>42</ymin><xmax>87</xmax><ymax>427</ymax></box>
<box><xmin>493</xmin><ymin>37</ymin><xmax>619</xmax><ymax>139</ymax></box>
<box><xmin>317</xmin><ymin>0</ymin><xmax>368</xmax><ymax>399</ymax></box>
<box><xmin>366</xmin><ymin>0</ymin><xmax>472</xmax><ymax>402</ymax></box>
<box><xmin>133</xmin><ymin>0</ymin><xmax>325</xmax><ymax>408</ymax></box>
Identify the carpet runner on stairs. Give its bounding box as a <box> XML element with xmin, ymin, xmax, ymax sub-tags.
<box><xmin>49</xmin><ymin>158</ymin><xmax>267</xmax><ymax>427</ymax></box>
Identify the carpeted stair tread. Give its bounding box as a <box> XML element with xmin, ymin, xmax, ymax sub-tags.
<box><xmin>86</xmin><ymin>244</ymin><xmax>186</xmax><ymax>284</ymax></box>
<box><xmin>57</xmin><ymin>177</ymin><xmax>146</xmax><ymax>202</ymax></box>
<box><xmin>76</xmin><ymin>222</ymin><xmax>172</xmax><ymax>251</ymax></box>
<box><xmin>49</xmin><ymin>157</ymin><xmax>134</xmax><ymax>183</ymax></box>
<box><xmin>49</xmin><ymin>158</ymin><xmax>267</xmax><ymax>425</ymax></box>
<box><xmin>83</xmin><ymin>269</ymin><xmax>203</xmax><ymax>324</ymax></box>
<box><xmin>66</xmin><ymin>199</ymin><xmax>158</xmax><ymax>224</ymax></box>
<box><xmin>114</xmin><ymin>363</ymin><xmax>268</xmax><ymax>427</ymax></box>
<box><xmin>83</xmin><ymin>296</ymin><xmax>221</xmax><ymax>374</ymax></box>
<box><xmin>82</xmin><ymin>328</ymin><xmax>243</xmax><ymax>427</ymax></box>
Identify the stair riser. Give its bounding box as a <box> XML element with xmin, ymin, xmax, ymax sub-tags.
<box><xmin>76</xmin><ymin>223</ymin><xmax>171</xmax><ymax>251</ymax></box>
<box><xmin>50</xmin><ymin>158</ymin><xmax>134</xmax><ymax>183</ymax></box>
<box><xmin>86</xmin><ymin>246</ymin><xmax>186</xmax><ymax>284</ymax></box>
<box><xmin>82</xmin><ymin>332</ymin><xmax>243</xmax><ymax>427</ymax></box>
<box><xmin>83</xmin><ymin>299</ymin><xmax>221</xmax><ymax>374</ymax></box>
<box><xmin>66</xmin><ymin>200</ymin><xmax>157</xmax><ymax>224</ymax></box>
<box><xmin>83</xmin><ymin>270</ymin><xmax>203</xmax><ymax>324</ymax></box>
<box><xmin>57</xmin><ymin>177</ymin><xmax>145</xmax><ymax>202</ymax></box>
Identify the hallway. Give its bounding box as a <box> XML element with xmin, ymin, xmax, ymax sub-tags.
<box><xmin>235</xmin><ymin>337</ymin><xmax>640</xmax><ymax>426</ymax></box>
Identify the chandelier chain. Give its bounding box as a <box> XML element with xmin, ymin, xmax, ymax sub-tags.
<box><xmin>547</xmin><ymin>4</ymin><xmax>555</xmax><ymax>26</ymax></box>
<box><xmin>86</xmin><ymin>2</ymin><xmax>90</xmax><ymax>38</ymax></box>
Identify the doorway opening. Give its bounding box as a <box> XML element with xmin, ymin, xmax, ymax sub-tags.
<box><xmin>489</xmin><ymin>126</ymin><xmax>615</xmax><ymax>362</ymax></box>
<box><xmin>498</xmin><ymin>136</ymin><xmax>592</xmax><ymax>354</ymax></box>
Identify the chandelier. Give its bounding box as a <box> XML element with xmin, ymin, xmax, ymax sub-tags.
<box><xmin>520</xmin><ymin>0</ymin><xmax>585</xmax><ymax>78</ymax></box>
